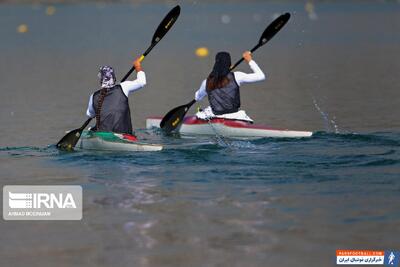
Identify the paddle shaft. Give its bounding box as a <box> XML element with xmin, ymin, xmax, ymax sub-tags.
<box><xmin>230</xmin><ymin>43</ymin><xmax>260</xmax><ymax>70</ymax></box>
<box><xmin>120</xmin><ymin>43</ymin><xmax>155</xmax><ymax>82</ymax></box>
<box><xmin>80</xmin><ymin>118</ymin><xmax>92</xmax><ymax>131</ymax></box>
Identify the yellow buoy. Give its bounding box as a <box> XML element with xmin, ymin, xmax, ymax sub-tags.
<box><xmin>46</xmin><ymin>6</ymin><xmax>56</xmax><ymax>16</ymax></box>
<box><xmin>195</xmin><ymin>47</ymin><xmax>209</xmax><ymax>58</ymax></box>
<box><xmin>17</xmin><ymin>24</ymin><xmax>28</xmax><ymax>33</ymax></box>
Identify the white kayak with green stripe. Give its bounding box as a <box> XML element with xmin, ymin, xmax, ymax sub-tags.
<box><xmin>76</xmin><ymin>131</ymin><xmax>163</xmax><ymax>152</ymax></box>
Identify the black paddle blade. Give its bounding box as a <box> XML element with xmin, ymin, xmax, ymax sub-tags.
<box><xmin>56</xmin><ymin>118</ymin><xmax>92</xmax><ymax>151</ymax></box>
<box><xmin>160</xmin><ymin>99</ymin><xmax>196</xmax><ymax>133</ymax></box>
<box><xmin>259</xmin><ymin>13</ymin><xmax>290</xmax><ymax>46</ymax></box>
<box><xmin>151</xmin><ymin>5</ymin><xmax>180</xmax><ymax>45</ymax></box>
<box><xmin>56</xmin><ymin>129</ymin><xmax>83</xmax><ymax>151</ymax></box>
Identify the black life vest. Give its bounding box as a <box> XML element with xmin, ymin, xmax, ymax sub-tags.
<box><xmin>92</xmin><ymin>85</ymin><xmax>133</xmax><ymax>134</ymax></box>
<box><xmin>206</xmin><ymin>72</ymin><xmax>240</xmax><ymax>115</ymax></box>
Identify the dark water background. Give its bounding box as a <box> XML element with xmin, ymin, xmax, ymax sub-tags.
<box><xmin>0</xmin><ymin>1</ymin><xmax>399</xmax><ymax>267</ymax></box>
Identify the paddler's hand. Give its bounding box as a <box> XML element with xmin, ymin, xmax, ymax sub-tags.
<box><xmin>134</xmin><ymin>57</ymin><xmax>143</xmax><ymax>72</ymax></box>
<box><xmin>243</xmin><ymin>51</ymin><xmax>252</xmax><ymax>63</ymax></box>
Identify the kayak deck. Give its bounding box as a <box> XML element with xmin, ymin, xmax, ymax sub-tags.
<box><xmin>146</xmin><ymin>116</ymin><xmax>313</xmax><ymax>139</ymax></box>
<box><xmin>76</xmin><ymin>131</ymin><xmax>163</xmax><ymax>152</ymax></box>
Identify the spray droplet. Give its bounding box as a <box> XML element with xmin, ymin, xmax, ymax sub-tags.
<box><xmin>221</xmin><ymin>14</ymin><xmax>231</xmax><ymax>24</ymax></box>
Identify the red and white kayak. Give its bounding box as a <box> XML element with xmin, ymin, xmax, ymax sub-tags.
<box><xmin>146</xmin><ymin>116</ymin><xmax>313</xmax><ymax>139</ymax></box>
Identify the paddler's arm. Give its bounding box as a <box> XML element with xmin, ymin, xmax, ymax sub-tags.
<box><xmin>233</xmin><ymin>51</ymin><xmax>266</xmax><ymax>86</ymax></box>
<box><xmin>121</xmin><ymin>57</ymin><xmax>147</xmax><ymax>97</ymax></box>
<box><xmin>194</xmin><ymin>79</ymin><xmax>207</xmax><ymax>101</ymax></box>
<box><xmin>86</xmin><ymin>94</ymin><xmax>95</xmax><ymax>118</ymax></box>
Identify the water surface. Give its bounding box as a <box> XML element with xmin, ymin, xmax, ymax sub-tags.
<box><xmin>0</xmin><ymin>1</ymin><xmax>399</xmax><ymax>267</ymax></box>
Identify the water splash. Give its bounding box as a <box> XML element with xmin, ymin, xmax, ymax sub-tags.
<box><xmin>205</xmin><ymin>121</ymin><xmax>257</xmax><ymax>150</ymax></box>
<box><xmin>311</xmin><ymin>96</ymin><xmax>340</xmax><ymax>134</ymax></box>
<box><xmin>202</xmin><ymin>118</ymin><xmax>257</xmax><ymax>150</ymax></box>
<box><xmin>217</xmin><ymin>139</ymin><xmax>257</xmax><ymax>150</ymax></box>
<box><xmin>206</xmin><ymin>119</ymin><xmax>231</xmax><ymax>147</ymax></box>
<box><xmin>229</xmin><ymin>140</ymin><xmax>257</xmax><ymax>149</ymax></box>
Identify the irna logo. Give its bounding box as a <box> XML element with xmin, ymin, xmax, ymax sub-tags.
<box><xmin>3</xmin><ymin>185</ymin><xmax>82</xmax><ymax>220</ymax></box>
<box><xmin>9</xmin><ymin>191</ymin><xmax>77</xmax><ymax>209</ymax></box>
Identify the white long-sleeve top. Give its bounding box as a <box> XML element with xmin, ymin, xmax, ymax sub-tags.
<box><xmin>194</xmin><ymin>60</ymin><xmax>265</xmax><ymax>101</ymax></box>
<box><xmin>86</xmin><ymin>71</ymin><xmax>146</xmax><ymax>118</ymax></box>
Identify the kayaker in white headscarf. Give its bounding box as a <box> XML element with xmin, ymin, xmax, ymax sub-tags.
<box><xmin>194</xmin><ymin>51</ymin><xmax>265</xmax><ymax>122</ymax></box>
<box><xmin>86</xmin><ymin>58</ymin><xmax>146</xmax><ymax>134</ymax></box>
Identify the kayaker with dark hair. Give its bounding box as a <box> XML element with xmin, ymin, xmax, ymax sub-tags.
<box><xmin>86</xmin><ymin>58</ymin><xmax>145</xmax><ymax>135</ymax></box>
<box><xmin>194</xmin><ymin>51</ymin><xmax>265</xmax><ymax>121</ymax></box>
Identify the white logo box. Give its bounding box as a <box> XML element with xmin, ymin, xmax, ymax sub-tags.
<box><xmin>3</xmin><ymin>185</ymin><xmax>82</xmax><ymax>220</ymax></box>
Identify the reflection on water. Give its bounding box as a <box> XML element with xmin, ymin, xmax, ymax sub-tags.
<box><xmin>0</xmin><ymin>1</ymin><xmax>400</xmax><ymax>267</ymax></box>
<box><xmin>1</xmin><ymin>131</ymin><xmax>399</xmax><ymax>266</ymax></box>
